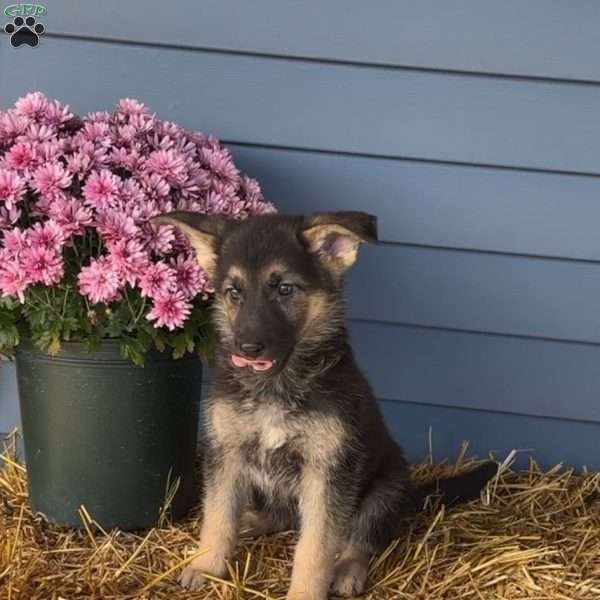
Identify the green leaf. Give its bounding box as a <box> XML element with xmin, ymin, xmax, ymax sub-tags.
<box><xmin>120</xmin><ymin>337</ymin><xmax>146</xmax><ymax>366</ymax></box>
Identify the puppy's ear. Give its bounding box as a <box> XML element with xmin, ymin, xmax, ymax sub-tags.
<box><xmin>302</xmin><ymin>211</ymin><xmax>377</xmax><ymax>273</ymax></box>
<box><xmin>150</xmin><ymin>211</ymin><xmax>227</xmax><ymax>277</ymax></box>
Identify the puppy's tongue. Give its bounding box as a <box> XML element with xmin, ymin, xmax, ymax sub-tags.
<box><xmin>231</xmin><ymin>354</ymin><xmax>275</xmax><ymax>372</ymax></box>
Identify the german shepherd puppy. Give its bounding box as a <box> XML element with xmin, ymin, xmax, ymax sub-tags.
<box><xmin>152</xmin><ymin>211</ymin><xmax>496</xmax><ymax>600</ymax></box>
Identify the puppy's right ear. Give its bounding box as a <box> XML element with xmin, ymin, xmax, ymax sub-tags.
<box><xmin>150</xmin><ymin>211</ymin><xmax>227</xmax><ymax>278</ymax></box>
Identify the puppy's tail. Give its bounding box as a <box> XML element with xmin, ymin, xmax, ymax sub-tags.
<box><xmin>411</xmin><ymin>461</ymin><xmax>498</xmax><ymax>510</ymax></box>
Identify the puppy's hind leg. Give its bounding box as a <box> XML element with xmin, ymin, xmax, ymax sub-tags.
<box><xmin>332</xmin><ymin>468</ymin><xmax>412</xmax><ymax>597</ymax></box>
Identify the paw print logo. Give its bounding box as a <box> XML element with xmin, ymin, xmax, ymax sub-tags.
<box><xmin>4</xmin><ymin>15</ymin><xmax>45</xmax><ymax>47</ymax></box>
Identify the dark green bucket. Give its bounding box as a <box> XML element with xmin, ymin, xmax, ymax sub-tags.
<box><xmin>15</xmin><ymin>340</ymin><xmax>202</xmax><ymax>530</ymax></box>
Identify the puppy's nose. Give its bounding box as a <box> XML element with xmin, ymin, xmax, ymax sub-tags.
<box><xmin>240</xmin><ymin>342</ymin><xmax>265</xmax><ymax>358</ymax></box>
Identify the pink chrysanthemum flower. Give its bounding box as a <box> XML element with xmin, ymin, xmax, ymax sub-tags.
<box><xmin>144</xmin><ymin>222</ymin><xmax>175</xmax><ymax>255</ymax></box>
<box><xmin>108</xmin><ymin>238</ymin><xmax>149</xmax><ymax>286</ymax></box>
<box><xmin>3</xmin><ymin>142</ymin><xmax>37</xmax><ymax>172</ymax></box>
<box><xmin>95</xmin><ymin>210</ymin><xmax>137</xmax><ymax>244</ymax></box>
<box><xmin>36</xmin><ymin>140</ymin><xmax>64</xmax><ymax>164</ymax></box>
<box><xmin>0</xmin><ymin>92</ymin><xmax>276</xmax><ymax>347</ymax></box>
<box><xmin>0</xmin><ymin>169</ymin><xmax>27</xmax><ymax>209</ymax></box>
<box><xmin>43</xmin><ymin>99</ymin><xmax>72</xmax><ymax>126</ymax></box>
<box><xmin>146</xmin><ymin>290</ymin><xmax>191</xmax><ymax>331</ymax></box>
<box><xmin>0</xmin><ymin>254</ymin><xmax>29</xmax><ymax>302</ymax></box>
<box><xmin>117</xmin><ymin>124</ymin><xmax>137</xmax><ymax>142</ymax></box>
<box><xmin>145</xmin><ymin>149</ymin><xmax>187</xmax><ymax>184</ymax></box>
<box><xmin>22</xmin><ymin>123</ymin><xmax>56</xmax><ymax>144</ymax></box>
<box><xmin>33</xmin><ymin>163</ymin><xmax>72</xmax><ymax>201</ymax></box>
<box><xmin>200</xmin><ymin>147</ymin><xmax>240</xmax><ymax>184</ymax></box>
<box><xmin>117</xmin><ymin>178</ymin><xmax>146</xmax><ymax>209</ymax></box>
<box><xmin>22</xmin><ymin>245</ymin><xmax>64</xmax><ymax>286</ymax></box>
<box><xmin>46</xmin><ymin>197</ymin><xmax>93</xmax><ymax>236</ymax></box>
<box><xmin>73</xmin><ymin>140</ymin><xmax>109</xmax><ymax>170</ymax></box>
<box><xmin>109</xmin><ymin>146</ymin><xmax>145</xmax><ymax>172</ymax></box>
<box><xmin>66</xmin><ymin>151</ymin><xmax>93</xmax><ymax>176</ymax></box>
<box><xmin>86</xmin><ymin>111</ymin><xmax>111</xmax><ymax>123</ymax></box>
<box><xmin>78</xmin><ymin>256</ymin><xmax>121</xmax><ymax>304</ymax></box>
<box><xmin>116</xmin><ymin>98</ymin><xmax>148</xmax><ymax>117</ymax></box>
<box><xmin>241</xmin><ymin>176</ymin><xmax>264</xmax><ymax>203</ymax></box>
<box><xmin>128</xmin><ymin>113</ymin><xmax>155</xmax><ymax>134</ymax></box>
<box><xmin>28</xmin><ymin>220</ymin><xmax>66</xmax><ymax>252</ymax></box>
<box><xmin>2</xmin><ymin>227</ymin><xmax>28</xmax><ymax>257</ymax></box>
<box><xmin>83</xmin><ymin>170</ymin><xmax>120</xmax><ymax>208</ymax></box>
<box><xmin>138</xmin><ymin>261</ymin><xmax>177</xmax><ymax>299</ymax></box>
<box><xmin>139</xmin><ymin>172</ymin><xmax>170</xmax><ymax>200</ymax></box>
<box><xmin>0</xmin><ymin>110</ymin><xmax>29</xmax><ymax>142</ymax></box>
<box><xmin>170</xmin><ymin>254</ymin><xmax>204</xmax><ymax>300</ymax></box>
<box><xmin>81</xmin><ymin>121</ymin><xmax>111</xmax><ymax>143</ymax></box>
<box><xmin>14</xmin><ymin>92</ymin><xmax>49</xmax><ymax>119</ymax></box>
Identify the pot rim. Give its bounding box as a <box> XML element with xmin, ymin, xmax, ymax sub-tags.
<box><xmin>15</xmin><ymin>338</ymin><xmax>202</xmax><ymax>366</ymax></box>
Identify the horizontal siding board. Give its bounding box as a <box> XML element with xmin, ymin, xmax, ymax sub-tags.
<box><xmin>44</xmin><ymin>1</ymin><xmax>600</xmax><ymax>82</ymax></box>
<box><xmin>380</xmin><ymin>400</ymin><xmax>600</xmax><ymax>470</ymax></box>
<box><xmin>350</xmin><ymin>321</ymin><xmax>600</xmax><ymax>423</ymax></box>
<box><xmin>348</xmin><ymin>245</ymin><xmax>600</xmax><ymax>343</ymax></box>
<box><xmin>2</xmin><ymin>38</ymin><xmax>600</xmax><ymax>173</ymax></box>
<box><xmin>232</xmin><ymin>145</ymin><xmax>600</xmax><ymax>260</ymax></box>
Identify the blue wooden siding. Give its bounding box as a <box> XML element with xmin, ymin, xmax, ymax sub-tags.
<box><xmin>42</xmin><ymin>1</ymin><xmax>600</xmax><ymax>82</ymax></box>
<box><xmin>2</xmin><ymin>2</ymin><xmax>600</xmax><ymax>468</ymax></box>
<box><xmin>3</xmin><ymin>38</ymin><xmax>600</xmax><ymax>174</ymax></box>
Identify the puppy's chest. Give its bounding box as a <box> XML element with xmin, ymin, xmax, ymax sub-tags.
<box><xmin>239</xmin><ymin>407</ymin><xmax>304</xmax><ymax>477</ymax></box>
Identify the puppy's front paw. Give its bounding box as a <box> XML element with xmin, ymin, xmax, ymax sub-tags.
<box><xmin>179</xmin><ymin>554</ymin><xmax>225</xmax><ymax>590</ymax></box>
<box><xmin>179</xmin><ymin>564</ymin><xmax>207</xmax><ymax>590</ymax></box>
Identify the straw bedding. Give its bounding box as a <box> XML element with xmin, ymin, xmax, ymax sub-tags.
<box><xmin>1</xmin><ymin>434</ymin><xmax>599</xmax><ymax>600</ymax></box>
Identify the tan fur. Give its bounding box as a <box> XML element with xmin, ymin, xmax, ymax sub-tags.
<box><xmin>288</xmin><ymin>416</ymin><xmax>346</xmax><ymax>599</ymax></box>
<box><xmin>256</xmin><ymin>406</ymin><xmax>290</xmax><ymax>450</ymax></box>
<box><xmin>153</xmin><ymin>216</ymin><xmax>218</xmax><ymax>277</ymax></box>
<box><xmin>211</xmin><ymin>397</ymin><xmax>345</xmax><ymax>464</ymax></box>
<box><xmin>225</xmin><ymin>264</ymin><xmax>246</xmax><ymax>285</ymax></box>
<box><xmin>179</xmin><ymin>449</ymin><xmax>244</xmax><ymax>590</ymax></box>
<box><xmin>208</xmin><ymin>399</ymin><xmax>242</xmax><ymax>445</ymax></box>
<box><xmin>287</xmin><ymin>468</ymin><xmax>340</xmax><ymax>600</ymax></box>
<box><xmin>302</xmin><ymin>223</ymin><xmax>361</xmax><ymax>271</ymax></box>
<box><xmin>302</xmin><ymin>291</ymin><xmax>328</xmax><ymax>335</ymax></box>
<box><xmin>179</xmin><ymin>400</ymin><xmax>248</xmax><ymax>589</ymax></box>
<box><xmin>261</xmin><ymin>260</ymin><xmax>291</xmax><ymax>278</ymax></box>
<box><xmin>219</xmin><ymin>265</ymin><xmax>248</xmax><ymax>324</ymax></box>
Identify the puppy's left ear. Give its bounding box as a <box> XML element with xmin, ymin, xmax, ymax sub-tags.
<box><xmin>302</xmin><ymin>211</ymin><xmax>378</xmax><ymax>273</ymax></box>
<box><xmin>150</xmin><ymin>211</ymin><xmax>227</xmax><ymax>278</ymax></box>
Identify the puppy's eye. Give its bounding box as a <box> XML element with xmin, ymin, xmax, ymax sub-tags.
<box><xmin>278</xmin><ymin>283</ymin><xmax>294</xmax><ymax>296</ymax></box>
<box><xmin>226</xmin><ymin>287</ymin><xmax>242</xmax><ymax>301</ymax></box>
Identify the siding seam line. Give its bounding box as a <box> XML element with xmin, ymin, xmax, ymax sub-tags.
<box><xmin>378</xmin><ymin>396</ymin><xmax>600</xmax><ymax>426</ymax></box>
<box><xmin>227</xmin><ymin>142</ymin><xmax>600</xmax><ymax>180</ymax></box>
<box><xmin>37</xmin><ymin>31</ymin><xmax>600</xmax><ymax>87</ymax></box>
<box><xmin>348</xmin><ymin>318</ymin><xmax>600</xmax><ymax>348</ymax></box>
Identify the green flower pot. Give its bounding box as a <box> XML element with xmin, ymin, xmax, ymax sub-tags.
<box><xmin>15</xmin><ymin>340</ymin><xmax>202</xmax><ymax>530</ymax></box>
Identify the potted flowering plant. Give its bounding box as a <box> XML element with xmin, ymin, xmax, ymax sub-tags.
<box><xmin>0</xmin><ymin>93</ymin><xmax>275</xmax><ymax>528</ymax></box>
